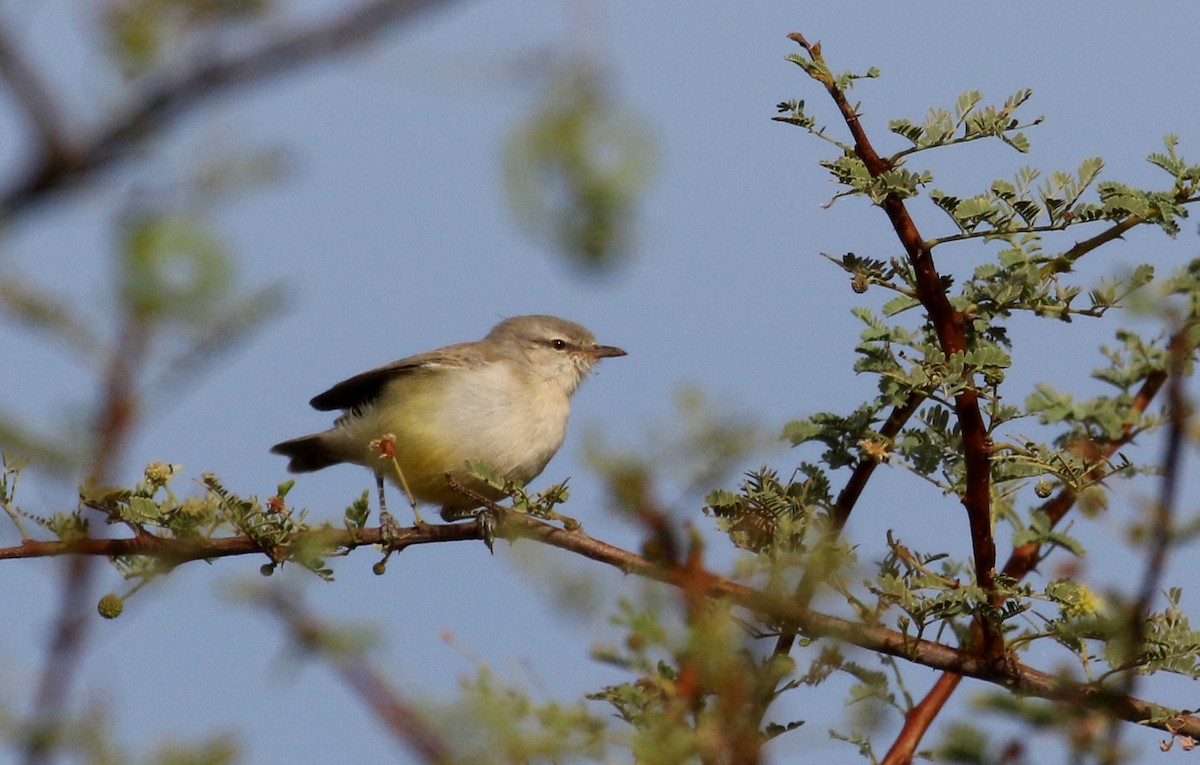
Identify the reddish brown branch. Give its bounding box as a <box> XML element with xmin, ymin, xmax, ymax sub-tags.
<box><xmin>832</xmin><ymin>393</ymin><xmax>925</xmax><ymax>532</ymax></box>
<box><xmin>7</xmin><ymin>510</ymin><xmax>1200</xmax><ymax>739</ymax></box>
<box><xmin>509</xmin><ymin>516</ymin><xmax>1200</xmax><ymax>740</ymax></box>
<box><xmin>883</xmin><ymin>330</ymin><xmax>1185</xmax><ymax>764</ymax></box>
<box><xmin>882</xmin><ymin>672</ymin><xmax>962</xmax><ymax>765</ymax></box>
<box><xmin>786</xmin><ymin>32</ymin><xmax>999</xmax><ymax>656</ymax></box>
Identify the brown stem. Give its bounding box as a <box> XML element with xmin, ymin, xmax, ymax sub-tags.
<box><xmin>882</xmin><ymin>329</ymin><xmax>1184</xmax><ymax>764</ymax></box>
<box><xmin>6</xmin><ymin>510</ymin><xmax>1200</xmax><ymax>740</ymax></box>
<box><xmin>786</xmin><ymin>31</ymin><xmax>1000</xmax><ymax>656</ymax></box>
<box><xmin>881</xmin><ymin>672</ymin><xmax>962</xmax><ymax>765</ymax></box>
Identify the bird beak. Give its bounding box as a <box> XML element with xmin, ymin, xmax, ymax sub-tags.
<box><xmin>586</xmin><ymin>343</ymin><xmax>627</xmax><ymax>359</ymax></box>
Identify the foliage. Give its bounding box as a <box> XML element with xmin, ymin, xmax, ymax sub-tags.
<box><xmin>4</xmin><ymin>10</ymin><xmax>1200</xmax><ymax>765</ymax></box>
<box><xmin>504</xmin><ymin>61</ymin><xmax>657</xmax><ymax>273</ymax></box>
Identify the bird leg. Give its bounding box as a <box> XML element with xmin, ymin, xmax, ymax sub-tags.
<box><xmin>375</xmin><ymin>473</ymin><xmax>402</xmax><ymax>542</ymax></box>
<box><xmin>440</xmin><ymin>475</ymin><xmax>510</xmax><ymax>553</ymax></box>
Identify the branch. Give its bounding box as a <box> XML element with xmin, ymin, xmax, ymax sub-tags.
<box><xmin>786</xmin><ymin>32</ymin><xmax>1000</xmax><ymax>656</ymax></box>
<box><xmin>882</xmin><ymin>323</ymin><xmax>1189</xmax><ymax>765</ymax></box>
<box><xmin>0</xmin><ymin>21</ymin><xmax>69</xmax><ymax>161</ymax></box>
<box><xmin>764</xmin><ymin>394</ymin><xmax>923</xmax><ymax>656</ymax></box>
<box><xmin>12</xmin><ymin>9</ymin><xmax>461</xmax><ymax>757</ymax></box>
<box><xmin>23</xmin><ymin>308</ymin><xmax>156</xmax><ymax>765</ymax></box>
<box><xmin>0</xmin><ymin>0</ymin><xmax>458</xmax><ymax>219</ymax></box>
<box><xmin>0</xmin><ymin>520</ymin><xmax>474</xmax><ymax>562</ymax></box>
<box><xmin>6</xmin><ymin>510</ymin><xmax>1200</xmax><ymax>739</ymax></box>
<box><xmin>263</xmin><ymin>589</ymin><xmax>454</xmax><ymax>764</ymax></box>
<box><xmin>1107</xmin><ymin>324</ymin><xmax>1193</xmax><ymax>760</ymax></box>
<box><xmin>506</xmin><ymin>516</ymin><xmax>1200</xmax><ymax>740</ymax></box>
<box><xmin>1041</xmin><ymin>214</ymin><xmax>1145</xmax><ymax>275</ymax></box>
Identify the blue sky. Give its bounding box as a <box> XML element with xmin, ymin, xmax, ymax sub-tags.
<box><xmin>3</xmin><ymin>2</ymin><xmax>1200</xmax><ymax>763</ymax></box>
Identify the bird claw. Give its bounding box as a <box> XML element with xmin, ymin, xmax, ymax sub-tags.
<box><xmin>379</xmin><ymin>508</ymin><xmax>403</xmax><ymax>547</ymax></box>
<box><xmin>444</xmin><ymin>504</ymin><xmax>504</xmax><ymax>553</ymax></box>
<box><xmin>478</xmin><ymin>508</ymin><xmax>498</xmax><ymax>553</ymax></box>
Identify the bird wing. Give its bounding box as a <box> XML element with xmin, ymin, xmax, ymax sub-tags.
<box><xmin>308</xmin><ymin>341</ymin><xmax>485</xmax><ymax>412</ymax></box>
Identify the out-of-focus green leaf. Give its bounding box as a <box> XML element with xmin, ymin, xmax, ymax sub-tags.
<box><xmin>504</xmin><ymin>61</ymin><xmax>656</xmax><ymax>274</ymax></box>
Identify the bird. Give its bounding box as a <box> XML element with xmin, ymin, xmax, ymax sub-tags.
<box><xmin>271</xmin><ymin>315</ymin><xmax>626</xmax><ymax>526</ymax></box>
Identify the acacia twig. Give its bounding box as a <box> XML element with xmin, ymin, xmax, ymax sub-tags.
<box><xmin>881</xmin><ymin>324</ymin><xmax>1188</xmax><ymax>765</ymax></box>
<box><xmin>785</xmin><ymin>32</ymin><xmax>1000</xmax><ymax>658</ymax></box>
<box><xmin>5</xmin><ymin>510</ymin><xmax>1200</xmax><ymax>740</ymax></box>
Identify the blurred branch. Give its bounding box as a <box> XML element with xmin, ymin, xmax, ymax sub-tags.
<box><xmin>262</xmin><ymin>589</ymin><xmax>454</xmax><ymax>764</ymax></box>
<box><xmin>5</xmin><ymin>509</ymin><xmax>1200</xmax><ymax>739</ymax></box>
<box><xmin>0</xmin><ymin>0</ymin><xmax>458</xmax><ymax>219</ymax></box>
<box><xmin>1129</xmin><ymin>332</ymin><xmax>1190</xmax><ymax>643</ymax></box>
<box><xmin>1105</xmin><ymin>325</ymin><xmax>1193</xmax><ymax>761</ymax></box>
<box><xmin>753</xmin><ymin>393</ymin><xmax>923</xmax><ymax>727</ymax></box>
<box><xmin>23</xmin><ymin>312</ymin><xmax>150</xmax><ymax>765</ymax></box>
<box><xmin>0</xmin><ymin>22</ymin><xmax>69</xmax><ymax>162</ymax></box>
<box><xmin>6</xmin><ymin>7</ymin><xmax>459</xmax><ymax>755</ymax></box>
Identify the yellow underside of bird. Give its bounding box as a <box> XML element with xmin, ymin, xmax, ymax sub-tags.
<box><xmin>321</xmin><ymin>363</ymin><xmax>571</xmax><ymax>511</ymax></box>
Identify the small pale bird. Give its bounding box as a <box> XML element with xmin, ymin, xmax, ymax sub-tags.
<box><xmin>271</xmin><ymin>315</ymin><xmax>626</xmax><ymax>524</ymax></box>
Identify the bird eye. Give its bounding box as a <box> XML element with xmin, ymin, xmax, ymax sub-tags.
<box><xmin>550</xmin><ymin>338</ymin><xmax>568</xmax><ymax>350</ymax></box>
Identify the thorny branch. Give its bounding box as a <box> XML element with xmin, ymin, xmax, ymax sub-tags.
<box><xmin>781</xmin><ymin>32</ymin><xmax>1200</xmax><ymax>763</ymax></box>
<box><xmin>5</xmin><ymin>510</ymin><xmax>1200</xmax><ymax>740</ymax></box>
<box><xmin>785</xmin><ymin>32</ymin><xmax>1001</xmax><ymax>659</ymax></box>
<box><xmin>881</xmin><ymin>322</ymin><xmax>1194</xmax><ymax>765</ymax></box>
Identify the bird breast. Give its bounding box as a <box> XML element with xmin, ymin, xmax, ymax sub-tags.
<box><xmin>435</xmin><ymin>361</ymin><xmax>572</xmax><ymax>482</ymax></box>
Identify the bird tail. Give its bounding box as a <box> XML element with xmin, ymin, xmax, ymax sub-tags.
<box><xmin>270</xmin><ymin>434</ymin><xmax>342</xmax><ymax>473</ymax></box>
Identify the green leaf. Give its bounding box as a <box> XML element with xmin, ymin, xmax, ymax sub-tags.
<box><xmin>782</xmin><ymin>420</ymin><xmax>822</xmax><ymax>445</ymax></box>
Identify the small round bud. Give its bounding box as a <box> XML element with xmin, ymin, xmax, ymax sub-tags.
<box><xmin>372</xmin><ymin>560</ymin><xmax>387</xmax><ymax>576</ymax></box>
<box><xmin>97</xmin><ymin>594</ymin><xmax>124</xmax><ymax>619</ymax></box>
<box><xmin>1034</xmin><ymin>480</ymin><xmax>1053</xmax><ymax>499</ymax></box>
<box><xmin>851</xmin><ymin>272</ymin><xmax>869</xmax><ymax>294</ymax></box>
<box><xmin>259</xmin><ymin>564</ymin><xmax>275</xmax><ymax>577</ymax></box>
